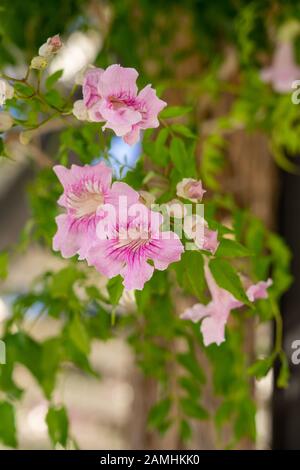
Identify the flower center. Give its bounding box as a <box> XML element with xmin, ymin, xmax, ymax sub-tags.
<box><xmin>116</xmin><ymin>227</ymin><xmax>150</xmax><ymax>252</ymax></box>
<box><xmin>67</xmin><ymin>180</ymin><xmax>104</xmax><ymax>218</ymax></box>
<box><xmin>109</xmin><ymin>96</ymin><xmax>127</xmax><ymax>110</ymax></box>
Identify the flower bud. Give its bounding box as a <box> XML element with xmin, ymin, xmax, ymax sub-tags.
<box><xmin>72</xmin><ymin>100</ymin><xmax>89</xmax><ymax>121</ymax></box>
<box><xmin>30</xmin><ymin>56</ymin><xmax>49</xmax><ymax>70</ymax></box>
<box><xmin>183</xmin><ymin>214</ymin><xmax>219</xmax><ymax>254</ymax></box>
<box><xmin>176</xmin><ymin>178</ymin><xmax>206</xmax><ymax>202</ymax></box>
<box><xmin>202</xmin><ymin>227</ymin><xmax>219</xmax><ymax>254</ymax></box>
<box><xmin>0</xmin><ymin>79</ymin><xmax>14</xmax><ymax>106</ymax></box>
<box><xmin>39</xmin><ymin>34</ymin><xmax>62</xmax><ymax>58</ymax></box>
<box><xmin>0</xmin><ymin>112</ymin><xmax>13</xmax><ymax>132</ymax></box>
<box><xmin>139</xmin><ymin>190</ymin><xmax>156</xmax><ymax>208</ymax></box>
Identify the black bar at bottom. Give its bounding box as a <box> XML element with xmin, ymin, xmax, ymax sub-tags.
<box><xmin>0</xmin><ymin>449</ymin><xmax>298</xmax><ymax>466</ymax></box>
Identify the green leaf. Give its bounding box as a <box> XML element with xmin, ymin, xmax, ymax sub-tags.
<box><xmin>0</xmin><ymin>362</ymin><xmax>23</xmax><ymax>399</ymax></box>
<box><xmin>0</xmin><ymin>401</ymin><xmax>17</xmax><ymax>448</ymax></box>
<box><xmin>180</xmin><ymin>398</ymin><xmax>208</xmax><ymax>420</ymax></box>
<box><xmin>178</xmin><ymin>376</ymin><xmax>201</xmax><ymax>399</ymax></box>
<box><xmin>68</xmin><ymin>314</ymin><xmax>90</xmax><ymax>355</ymax></box>
<box><xmin>49</xmin><ymin>267</ymin><xmax>85</xmax><ymax>299</ymax></box>
<box><xmin>171</xmin><ymin>123</ymin><xmax>196</xmax><ymax>139</ymax></box>
<box><xmin>174</xmin><ymin>251</ymin><xmax>205</xmax><ymax>301</ymax></box>
<box><xmin>245</xmin><ymin>218</ymin><xmax>265</xmax><ymax>254</ymax></box>
<box><xmin>44</xmin><ymin>89</ymin><xmax>64</xmax><ymax>109</ymax></box>
<box><xmin>46</xmin><ymin>69</ymin><xmax>63</xmax><ymax>89</ymax></box>
<box><xmin>169</xmin><ymin>137</ymin><xmax>197</xmax><ymax>177</ymax></box>
<box><xmin>209</xmin><ymin>258</ymin><xmax>249</xmax><ymax>304</ymax></box>
<box><xmin>160</xmin><ymin>106</ymin><xmax>192</xmax><ymax>119</ymax></box>
<box><xmin>148</xmin><ymin>398</ymin><xmax>171</xmax><ymax>432</ymax></box>
<box><xmin>215</xmin><ymin>401</ymin><xmax>235</xmax><ymax>429</ymax></box>
<box><xmin>5</xmin><ymin>333</ymin><xmax>44</xmax><ymax>388</ymax></box>
<box><xmin>179</xmin><ymin>419</ymin><xmax>192</xmax><ymax>442</ymax></box>
<box><xmin>14</xmin><ymin>82</ymin><xmax>33</xmax><ymax>97</ymax></box>
<box><xmin>234</xmin><ymin>398</ymin><xmax>256</xmax><ymax>442</ymax></box>
<box><xmin>46</xmin><ymin>405</ymin><xmax>69</xmax><ymax>447</ymax></box>
<box><xmin>170</xmin><ymin>137</ymin><xmax>186</xmax><ymax>174</ymax></box>
<box><xmin>202</xmin><ymin>134</ymin><xmax>226</xmax><ymax>190</ymax></box>
<box><xmin>215</xmin><ymin>239</ymin><xmax>251</xmax><ymax>258</ymax></box>
<box><xmin>247</xmin><ymin>356</ymin><xmax>273</xmax><ymax>379</ymax></box>
<box><xmin>177</xmin><ymin>352</ymin><xmax>205</xmax><ymax>384</ymax></box>
<box><xmin>107</xmin><ymin>275</ymin><xmax>124</xmax><ymax>305</ymax></box>
<box><xmin>151</xmin><ymin>128</ymin><xmax>169</xmax><ymax>167</ymax></box>
<box><xmin>40</xmin><ymin>338</ymin><xmax>63</xmax><ymax>399</ymax></box>
<box><xmin>0</xmin><ymin>252</ymin><xmax>8</xmax><ymax>279</ymax></box>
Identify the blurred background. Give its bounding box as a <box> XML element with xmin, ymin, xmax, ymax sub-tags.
<box><xmin>0</xmin><ymin>0</ymin><xmax>300</xmax><ymax>449</ymax></box>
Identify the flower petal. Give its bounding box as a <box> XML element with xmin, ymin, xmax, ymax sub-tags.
<box><xmin>120</xmin><ymin>259</ymin><xmax>154</xmax><ymax>290</ymax></box>
<box><xmin>136</xmin><ymin>84</ymin><xmax>167</xmax><ymax>128</ymax></box>
<box><xmin>86</xmin><ymin>240</ymin><xmax>124</xmax><ymax>278</ymax></box>
<box><xmin>124</xmin><ymin>125</ymin><xmax>141</xmax><ymax>145</ymax></box>
<box><xmin>201</xmin><ymin>316</ymin><xmax>227</xmax><ymax>346</ymax></box>
<box><xmin>147</xmin><ymin>233</ymin><xmax>184</xmax><ymax>270</ymax></box>
<box><xmin>247</xmin><ymin>278</ymin><xmax>272</xmax><ymax>302</ymax></box>
<box><xmin>101</xmin><ymin>106</ymin><xmax>141</xmax><ymax>136</ymax></box>
<box><xmin>98</xmin><ymin>64</ymin><xmax>138</xmax><ymax>99</ymax></box>
<box><xmin>181</xmin><ymin>303</ymin><xmax>211</xmax><ymax>323</ymax></box>
<box><xmin>83</xmin><ymin>68</ymin><xmax>103</xmax><ymax>108</ymax></box>
<box><xmin>106</xmin><ymin>181</ymin><xmax>139</xmax><ymax>208</ymax></box>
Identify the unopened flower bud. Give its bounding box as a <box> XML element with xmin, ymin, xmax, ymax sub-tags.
<box><xmin>139</xmin><ymin>190</ymin><xmax>156</xmax><ymax>208</ymax></box>
<box><xmin>0</xmin><ymin>79</ymin><xmax>14</xmax><ymax>106</ymax></box>
<box><xmin>39</xmin><ymin>34</ymin><xmax>63</xmax><ymax>58</ymax></box>
<box><xmin>0</xmin><ymin>112</ymin><xmax>13</xmax><ymax>132</ymax></box>
<box><xmin>72</xmin><ymin>100</ymin><xmax>89</xmax><ymax>121</ymax></box>
<box><xmin>202</xmin><ymin>227</ymin><xmax>219</xmax><ymax>254</ymax></box>
<box><xmin>30</xmin><ymin>56</ymin><xmax>49</xmax><ymax>70</ymax></box>
<box><xmin>176</xmin><ymin>178</ymin><xmax>206</xmax><ymax>202</ymax></box>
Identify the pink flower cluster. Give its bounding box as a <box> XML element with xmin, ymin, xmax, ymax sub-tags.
<box><xmin>181</xmin><ymin>260</ymin><xmax>272</xmax><ymax>346</ymax></box>
<box><xmin>53</xmin><ymin>161</ymin><xmax>272</xmax><ymax>345</ymax></box>
<box><xmin>53</xmin><ymin>161</ymin><xmax>183</xmax><ymax>290</ymax></box>
<box><xmin>73</xmin><ymin>64</ymin><xmax>167</xmax><ymax>145</ymax></box>
<box><xmin>53</xmin><ymin>60</ymin><xmax>272</xmax><ymax>343</ymax></box>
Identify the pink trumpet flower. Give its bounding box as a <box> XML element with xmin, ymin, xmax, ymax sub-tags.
<box><xmin>181</xmin><ymin>261</ymin><xmax>272</xmax><ymax>346</ymax></box>
<box><xmin>261</xmin><ymin>41</ymin><xmax>300</xmax><ymax>93</ymax></box>
<box><xmin>53</xmin><ymin>161</ymin><xmax>139</xmax><ymax>259</ymax></box>
<box><xmin>73</xmin><ymin>64</ymin><xmax>166</xmax><ymax>145</ymax></box>
<box><xmin>86</xmin><ymin>204</ymin><xmax>184</xmax><ymax>290</ymax></box>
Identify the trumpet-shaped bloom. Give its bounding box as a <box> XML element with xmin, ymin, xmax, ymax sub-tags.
<box><xmin>261</xmin><ymin>41</ymin><xmax>300</xmax><ymax>93</ymax></box>
<box><xmin>181</xmin><ymin>261</ymin><xmax>272</xmax><ymax>346</ymax></box>
<box><xmin>86</xmin><ymin>204</ymin><xmax>184</xmax><ymax>290</ymax></box>
<box><xmin>74</xmin><ymin>64</ymin><xmax>166</xmax><ymax>145</ymax></box>
<box><xmin>53</xmin><ymin>162</ymin><xmax>139</xmax><ymax>259</ymax></box>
